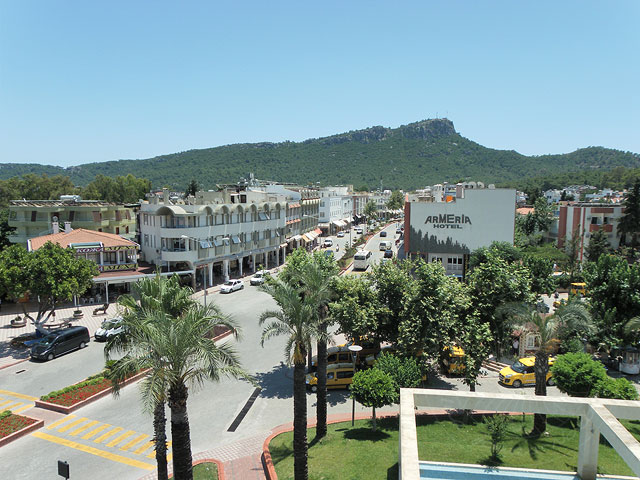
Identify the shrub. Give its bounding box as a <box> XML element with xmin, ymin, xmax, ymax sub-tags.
<box><xmin>484</xmin><ymin>414</ymin><xmax>509</xmax><ymax>461</ymax></box>
<box><xmin>350</xmin><ymin>369</ymin><xmax>397</xmax><ymax>431</ymax></box>
<box><xmin>550</xmin><ymin>353</ymin><xmax>607</xmax><ymax>397</ymax></box>
<box><xmin>0</xmin><ymin>410</ymin><xmax>11</xmax><ymax>422</ymax></box>
<box><xmin>594</xmin><ymin>377</ymin><xmax>639</xmax><ymax>400</ymax></box>
<box><xmin>373</xmin><ymin>352</ymin><xmax>422</xmax><ymax>401</ymax></box>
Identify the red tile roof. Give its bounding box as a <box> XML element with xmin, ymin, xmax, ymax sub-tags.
<box><xmin>29</xmin><ymin>228</ymin><xmax>139</xmax><ymax>251</ymax></box>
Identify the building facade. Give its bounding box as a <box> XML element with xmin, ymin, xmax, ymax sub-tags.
<box><xmin>404</xmin><ymin>187</ymin><xmax>516</xmax><ymax>277</ymax></box>
<box><xmin>318</xmin><ymin>186</ymin><xmax>353</xmax><ymax>233</ymax></box>
<box><xmin>8</xmin><ymin>197</ymin><xmax>136</xmax><ymax>246</ymax></box>
<box><xmin>554</xmin><ymin>203</ymin><xmax>624</xmax><ymax>262</ymax></box>
<box><xmin>138</xmin><ymin>188</ymin><xmax>288</xmax><ymax>286</ymax></box>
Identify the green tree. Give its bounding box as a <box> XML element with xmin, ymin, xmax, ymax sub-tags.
<box><xmin>110</xmin><ymin>274</ymin><xmax>196</xmax><ymax>479</ymax></box>
<box><xmin>330</xmin><ymin>275</ymin><xmax>383</xmax><ymax>342</ymax></box>
<box><xmin>467</xmin><ymin>255</ymin><xmax>534</xmax><ymax>356</ymax></box>
<box><xmin>460</xmin><ymin>318</ymin><xmax>493</xmax><ymax>392</ymax></box>
<box><xmin>563</xmin><ymin>231</ymin><xmax>582</xmax><ymax>281</ymax></box>
<box><xmin>386</xmin><ymin>190</ymin><xmax>404</xmax><ymax>211</ymax></box>
<box><xmin>106</xmin><ymin>304</ymin><xmax>246</xmax><ymax>480</ymax></box>
<box><xmin>355</xmin><ymin>184</ymin><xmax>370</xmax><ymax>192</ymax></box>
<box><xmin>82</xmin><ymin>174</ymin><xmax>151</xmax><ymax>203</ymax></box>
<box><xmin>259</xmin><ymin>278</ymin><xmax>320</xmax><ymax>480</ymax></box>
<box><xmin>522</xmin><ymin>254</ymin><xmax>555</xmax><ymax>295</ymax></box>
<box><xmin>585</xmin><ymin>228</ymin><xmax>611</xmax><ymax>263</ymax></box>
<box><xmin>0</xmin><ymin>209</ymin><xmax>15</xmax><ymax>250</ymax></box>
<box><xmin>373</xmin><ymin>352</ymin><xmax>422</xmax><ymax>401</ymax></box>
<box><xmin>0</xmin><ymin>173</ymin><xmax>79</xmax><ymax>207</ymax></box>
<box><xmin>350</xmin><ymin>368</ymin><xmax>397</xmax><ymax>432</ymax></box>
<box><xmin>185</xmin><ymin>179</ymin><xmax>200</xmax><ymax>197</ymax></box>
<box><xmin>0</xmin><ymin>243</ymin><xmax>97</xmax><ymax>334</ymax></box>
<box><xmin>364</xmin><ymin>200</ymin><xmax>378</xmax><ymax>224</ymax></box>
<box><xmin>619</xmin><ymin>179</ymin><xmax>640</xmax><ymax>247</ymax></box>
<box><xmin>594</xmin><ymin>377</ymin><xmax>639</xmax><ymax>400</ymax></box>
<box><xmin>584</xmin><ymin>254</ymin><xmax>640</xmax><ymax>344</ymax></box>
<box><xmin>550</xmin><ymin>353</ymin><xmax>607</xmax><ymax>397</ymax></box>
<box><xmin>279</xmin><ymin>249</ymin><xmax>338</xmax><ymax>439</ymax></box>
<box><xmin>505</xmin><ymin>303</ymin><xmax>593</xmax><ymax>436</ymax></box>
<box><xmin>469</xmin><ymin>241</ymin><xmax>522</xmax><ymax>269</ymax></box>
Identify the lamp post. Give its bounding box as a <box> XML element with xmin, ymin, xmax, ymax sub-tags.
<box><xmin>348</xmin><ymin>344</ymin><xmax>362</xmax><ymax>426</ymax></box>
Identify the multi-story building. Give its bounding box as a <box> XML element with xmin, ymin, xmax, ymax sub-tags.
<box><xmin>138</xmin><ymin>188</ymin><xmax>288</xmax><ymax>287</ymax></box>
<box><xmin>351</xmin><ymin>193</ymin><xmax>369</xmax><ymax>224</ymax></box>
<box><xmin>262</xmin><ymin>184</ymin><xmax>321</xmax><ymax>252</ymax></box>
<box><xmin>318</xmin><ymin>186</ymin><xmax>353</xmax><ymax>233</ymax></box>
<box><xmin>28</xmin><ymin>227</ymin><xmax>143</xmax><ymax>303</ymax></box>
<box><xmin>404</xmin><ymin>186</ymin><xmax>516</xmax><ymax>278</ymax></box>
<box><xmin>554</xmin><ymin>203</ymin><xmax>624</xmax><ymax>262</ymax></box>
<box><xmin>8</xmin><ymin>196</ymin><xmax>137</xmax><ymax>246</ymax></box>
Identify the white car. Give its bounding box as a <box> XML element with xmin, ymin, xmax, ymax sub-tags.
<box><xmin>250</xmin><ymin>270</ymin><xmax>270</xmax><ymax>286</ymax></box>
<box><xmin>355</xmin><ymin>228</ymin><xmax>363</xmax><ymax>234</ymax></box>
<box><xmin>337</xmin><ymin>231</ymin><xmax>345</xmax><ymax>238</ymax></box>
<box><xmin>94</xmin><ymin>316</ymin><xmax>125</xmax><ymax>341</ymax></box>
<box><xmin>220</xmin><ymin>279</ymin><xmax>244</xmax><ymax>293</ymax></box>
<box><xmin>323</xmin><ymin>238</ymin><xmax>333</xmax><ymax>247</ymax></box>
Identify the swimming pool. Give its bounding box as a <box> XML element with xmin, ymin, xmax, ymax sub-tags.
<box><xmin>419</xmin><ymin>461</ymin><xmax>637</xmax><ymax>480</ymax></box>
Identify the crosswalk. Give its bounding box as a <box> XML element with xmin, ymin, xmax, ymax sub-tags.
<box><xmin>0</xmin><ymin>390</ymin><xmax>37</xmax><ymax>414</ymax></box>
<box><xmin>33</xmin><ymin>414</ymin><xmax>172</xmax><ymax>470</ymax></box>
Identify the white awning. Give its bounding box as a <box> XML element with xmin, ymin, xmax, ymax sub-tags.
<box><xmin>332</xmin><ymin>220</ymin><xmax>346</xmax><ymax>228</ymax></box>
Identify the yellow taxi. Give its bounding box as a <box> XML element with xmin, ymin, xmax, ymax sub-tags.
<box><xmin>499</xmin><ymin>356</ymin><xmax>555</xmax><ymax>388</ymax></box>
<box><xmin>306</xmin><ymin>363</ymin><xmax>355</xmax><ymax>393</ymax></box>
<box><xmin>570</xmin><ymin>282</ymin><xmax>587</xmax><ymax>296</ymax></box>
<box><xmin>442</xmin><ymin>346</ymin><xmax>466</xmax><ymax>375</ymax></box>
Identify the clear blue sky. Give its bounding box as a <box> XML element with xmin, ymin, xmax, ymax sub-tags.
<box><xmin>1</xmin><ymin>1</ymin><xmax>638</xmax><ymax>167</ymax></box>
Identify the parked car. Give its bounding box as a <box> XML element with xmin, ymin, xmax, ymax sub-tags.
<box><xmin>30</xmin><ymin>326</ymin><xmax>90</xmax><ymax>361</ymax></box>
<box><xmin>306</xmin><ymin>363</ymin><xmax>356</xmax><ymax>392</ymax></box>
<box><xmin>499</xmin><ymin>356</ymin><xmax>555</xmax><ymax>388</ymax></box>
<box><xmin>379</xmin><ymin>241</ymin><xmax>392</xmax><ymax>251</ymax></box>
<box><xmin>94</xmin><ymin>316</ymin><xmax>125</xmax><ymax>341</ymax></box>
<box><xmin>383</xmin><ymin>249</ymin><xmax>394</xmax><ymax>258</ymax></box>
<box><xmin>323</xmin><ymin>238</ymin><xmax>333</xmax><ymax>247</ymax></box>
<box><xmin>396</xmin><ymin>228</ymin><xmax>402</xmax><ymax>234</ymax></box>
<box><xmin>380</xmin><ymin>231</ymin><xmax>387</xmax><ymax>237</ymax></box>
<box><xmin>250</xmin><ymin>270</ymin><xmax>270</xmax><ymax>286</ymax></box>
<box><xmin>221</xmin><ymin>279</ymin><xmax>244</xmax><ymax>293</ymax></box>
<box><xmin>337</xmin><ymin>231</ymin><xmax>345</xmax><ymax>237</ymax></box>
<box><xmin>309</xmin><ymin>346</ymin><xmax>354</xmax><ymax>371</ymax></box>
<box><xmin>355</xmin><ymin>228</ymin><xmax>363</xmax><ymax>234</ymax></box>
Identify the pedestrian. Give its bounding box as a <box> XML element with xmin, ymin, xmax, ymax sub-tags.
<box><xmin>512</xmin><ymin>337</ymin><xmax>519</xmax><ymax>356</ymax></box>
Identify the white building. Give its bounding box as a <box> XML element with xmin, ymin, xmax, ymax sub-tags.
<box><xmin>318</xmin><ymin>186</ymin><xmax>353</xmax><ymax>233</ymax></box>
<box><xmin>138</xmin><ymin>188</ymin><xmax>287</xmax><ymax>286</ymax></box>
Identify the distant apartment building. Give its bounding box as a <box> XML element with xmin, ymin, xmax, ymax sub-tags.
<box><xmin>404</xmin><ymin>186</ymin><xmax>516</xmax><ymax>278</ymax></box>
<box><xmin>8</xmin><ymin>196</ymin><xmax>137</xmax><ymax>246</ymax></box>
<box><xmin>351</xmin><ymin>193</ymin><xmax>368</xmax><ymax>224</ymax></box>
<box><xmin>138</xmin><ymin>188</ymin><xmax>288</xmax><ymax>286</ymax></box>
<box><xmin>318</xmin><ymin>186</ymin><xmax>353</xmax><ymax>233</ymax></box>
<box><xmin>261</xmin><ymin>184</ymin><xmax>321</xmax><ymax>251</ymax></box>
<box><xmin>553</xmin><ymin>203</ymin><xmax>624</xmax><ymax>262</ymax></box>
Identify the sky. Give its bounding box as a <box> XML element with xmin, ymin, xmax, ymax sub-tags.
<box><xmin>0</xmin><ymin>1</ymin><xmax>638</xmax><ymax>167</ymax></box>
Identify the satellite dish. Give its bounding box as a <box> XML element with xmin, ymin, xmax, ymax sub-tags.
<box><xmin>52</xmin><ymin>216</ymin><xmax>58</xmax><ymax>222</ymax></box>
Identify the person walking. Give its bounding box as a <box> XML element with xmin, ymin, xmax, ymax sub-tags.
<box><xmin>512</xmin><ymin>337</ymin><xmax>519</xmax><ymax>357</ymax></box>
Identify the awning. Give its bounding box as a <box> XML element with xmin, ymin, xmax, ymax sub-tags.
<box><xmin>302</xmin><ymin>234</ymin><xmax>312</xmax><ymax>242</ymax></box>
<box><xmin>314</xmin><ymin>228</ymin><xmax>322</xmax><ymax>235</ymax></box>
<box><xmin>213</xmin><ymin>238</ymin><xmax>223</xmax><ymax>247</ymax></box>
<box><xmin>318</xmin><ymin>223</ymin><xmax>330</xmax><ymax>228</ymax></box>
<box><xmin>332</xmin><ymin>220</ymin><xmax>346</xmax><ymax>228</ymax></box>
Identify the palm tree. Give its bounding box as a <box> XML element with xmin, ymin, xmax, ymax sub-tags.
<box><xmin>506</xmin><ymin>301</ymin><xmax>593</xmax><ymax>436</ymax></box>
<box><xmin>260</xmin><ymin>277</ymin><xmax>318</xmax><ymax>480</ymax></box>
<box><xmin>108</xmin><ymin>289</ymin><xmax>247</xmax><ymax>480</ymax></box>
<box><xmin>108</xmin><ymin>274</ymin><xmax>195</xmax><ymax>480</ymax></box>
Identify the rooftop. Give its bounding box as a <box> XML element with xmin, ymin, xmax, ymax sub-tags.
<box><xmin>29</xmin><ymin>228</ymin><xmax>139</xmax><ymax>251</ymax></box>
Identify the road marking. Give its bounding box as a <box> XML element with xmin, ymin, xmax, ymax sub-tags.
<box><xmin>70</xmin><ymin>420</ymin><xmax>99</xmax><ymax>436</ymax></box>
<box><xmin>82</xmin><ymin>423</ymin><xmax>111</xmax><ymax>440</ymax></box>
<box><xmin>12</xmin><ymin>403</ymin><xmax>33</xmax><ymax>414</ymax></box>
<box><xmin>0</xmin><ymin>389</ymin><xmax>38</xmax><ymax>402</ymax></box>
<box><xmin>106</xmin><ymin>430</ymin><xmax>136</xmax><ymax>448</ymax></box>
<box><xmin>133</xmin><ymin>440</ymin><xmax>155</xmax><ymax>455</ymax></box>
<box><xmin>146</xmin><ymin>441</ymin><xmax>171</xmax><ymax>459</ymax></box>
<box><xmin>59</xmin><ymin>417</ymin><xmax>88</xmax><ymax>433</ymax></box>
<box><xmin>31</xmin><ymin>431</ymin><xmax>155</xmax><ymax>471</ymax></box>
<box><xmin>2</xmin><ymin>401</ymin><xmax>23</xmax><ymax>411</ymax></box>
<box><xmin>94</xmin><ymin>426</ymin><xmax>123</xmax><ymax>444</ymax></box>
<box><xmin>47</xmin><ymin>414</ymin><xmax>77</xmax><ymax>430</ymax></box>
<box><xmin>0</xmin><ymin>399</ymin><xmax>14</xmax><ymax>409</ymax></box>
<box><xmin>120</xmin><ymin>433</ymin><xmax>149</xmax><ymax>451</ymax></box>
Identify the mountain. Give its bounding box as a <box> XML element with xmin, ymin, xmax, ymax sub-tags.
<box><xmin>1</xmin><ymin>119</ymin><xmax>638</xmax><ymax>190</ymax></box>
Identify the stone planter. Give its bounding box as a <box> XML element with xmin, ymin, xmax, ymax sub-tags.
<box><xmin>72</xmin><ymin>310</ymin><xmax>84</xmax><ymax>319</ymax></box>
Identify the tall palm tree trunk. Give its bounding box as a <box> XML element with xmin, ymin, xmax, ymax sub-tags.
<box><xmin>293</xmin><ymin>357</ymin><xmax>308</xmax><ymax>480</ymax></box>
<box><xmin>316</xmin><ymin>323</ymin><xmax>328</xmax><ymax>439</ymax></box>
<box><xmin>153</xmin><ymin>401</ymin><xmax>169</xmax><ymax>480</ymax></box>
<box><xmin>531</xmin><ymin>351</ymin><xmax>548</xmax><ymax>436</ymax></box>
<box><xmin>169</xmin><ymin>383</ymin><xmax>193</xmax><ymax>480</ymax></box>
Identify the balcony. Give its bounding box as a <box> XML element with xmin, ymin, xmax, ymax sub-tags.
<box><xmin>161</xmin><ymin>249</ymin><xmax>198</xmax><ymax>263</ymax></box>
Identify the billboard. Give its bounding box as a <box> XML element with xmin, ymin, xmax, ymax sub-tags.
<box><xmin>408</xmin><ymin>189</ymin><xmax>515</xmax><ymax>254</ymax></box>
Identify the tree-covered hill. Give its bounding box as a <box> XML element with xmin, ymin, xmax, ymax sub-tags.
<box><xmin>1</xmin><ymin>119</ymin><xmax>638</xmax><ymax>190</ymax></box>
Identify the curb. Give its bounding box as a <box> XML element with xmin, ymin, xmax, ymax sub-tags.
<box><xmin>35</xmin><ymin>369</ymin><xmax>149</xmax><ymax>414</ymax></box>
<box><xmin>0</xmin><ymin>357</ymin><xmax>29</xmax><ymax>371</ymax></box>
<box><xmin>261</xmin><ymin>409</ymin><xmax>523</xmax><ymax>480</ymax></box>
<box><xmin>0</xmin><ymin>415</ymin><xmax>44</xmax><ymax>448</ymax></box>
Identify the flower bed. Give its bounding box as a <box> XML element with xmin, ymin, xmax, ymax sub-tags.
<box><xmin>0</xmin><ymin>410</ymin><xmax>37</xmax><ymax>439</ymax></box>
<box><xmin>40</xmin><ymin>376</ymin><xmax>112</xmax><ymax>407</ymax></box>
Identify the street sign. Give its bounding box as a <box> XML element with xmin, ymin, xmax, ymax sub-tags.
<box><xmin>58</xmin><ymin>460</ymin><xmax>69</xmax><ymax>479</ymax></box>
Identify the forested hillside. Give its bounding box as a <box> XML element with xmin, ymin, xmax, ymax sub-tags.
<box><xmin>1</xmin><ymin>119</ymin><xmax>638</xmax><ymax>190</ymax></box>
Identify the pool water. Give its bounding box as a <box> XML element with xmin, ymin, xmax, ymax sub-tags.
<box><xmin>419</xmin><ymin>461</ymin><xmax>635</xmax><ymax>480</ymax></box>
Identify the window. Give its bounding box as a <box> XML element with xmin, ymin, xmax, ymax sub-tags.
<box><xmin>68</xmin><ymin>211</ymin><xmax>75</xmax><ymax>221</ymax></box>
<box><xmin>525</xmin><ymin>366</ymin><xmax>535</xmax><ymax>374</ymax></box>
<box><xmin>328</xmin><ymin>354</ymin><xmax>337</xmax><ymax>362</ymax></box>
<box><xmin>591</xmin><ymin>217</ymin><xmax>599</xmax><ymax>225</ymax></box>
<box><xmin>337</xmin><ymin>371</ymin><xmax>354</xmax><ymax>379</ymax></box>
<box><xmin>115</xmin><ymin>227</ymin><xmax>120</xmax><ymax>234</ymax></box>
<box><xmin>144</xmin><ymin>234</ymin><xmax>149</xmax><ymax>246</ymax></box>
<box><xmin>327</xmin><ymin>373</ymin><xmax>335</xmax><ymax>380</ymax></box>
<box><xmin>31</xmin><ymin>211</ymin><xmax>37</xmax><ymax>222</ymax></box>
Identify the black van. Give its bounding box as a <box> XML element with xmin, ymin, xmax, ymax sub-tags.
<box><xmin>30</xmin><ymin>326</ymin><xmax>90</xmax><ymax>361</ymax></box>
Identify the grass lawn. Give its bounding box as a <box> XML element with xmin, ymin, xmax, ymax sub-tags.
<box><xmin>169</xmin><ymin>462</ymin><xmax>218</xmax><ymax>479</ymax></box>
<box><xmin>269</xmin><ymin>414</ymin><xmax>637</xmax><ymax>480</ymax></box>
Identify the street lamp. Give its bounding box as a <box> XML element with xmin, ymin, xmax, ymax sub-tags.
<box><xmin>348</xmin><ymin>344</ymin><xmax>362</xmax><ymax>426</ymax></box>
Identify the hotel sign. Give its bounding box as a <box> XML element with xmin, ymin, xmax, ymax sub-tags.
<box><xmin>425</xmin><ymin>214</ymin><xmax>472</xmax><ymax>229</ymax></box>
